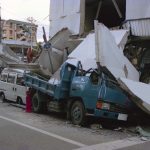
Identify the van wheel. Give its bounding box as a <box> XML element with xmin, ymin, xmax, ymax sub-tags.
<box><xmin>32</xmin><ymin>93</ymin><xmax>43</xmax><ymax>113</ymax></box>
<box><xmin>70</xmin><ymin>101</ymin><xmax>86</xmax><ymax>126</ymax></box>
<box><xmin>17</xmin><ymin>97</ymin><xmax>23</xmax><ymax>105</ymax></box>
<box><xmin>0</xmin><ymin>93</ymin><xmax>5</xmax><ymax>102</ymax></box>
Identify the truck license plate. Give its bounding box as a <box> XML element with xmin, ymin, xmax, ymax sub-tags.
<box><xmin>118</xmin><ymin>113</ymin><xmax>128</xmax><ymax>121</ymax></box>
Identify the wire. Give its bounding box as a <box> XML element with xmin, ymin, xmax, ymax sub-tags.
<box><xmin>41</xmin><ymin>15</ymin><xmax>49</xmax><ymax>21</ymax></box>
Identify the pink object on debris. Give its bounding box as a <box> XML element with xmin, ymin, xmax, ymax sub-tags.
<box><xmin>26</xmin><ymin>91</ymin><xmax>32</xmax><ymax>113</ymax></box>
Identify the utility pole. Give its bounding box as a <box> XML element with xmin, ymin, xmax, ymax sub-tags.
<box><xmin>27</xmin><ymin>17</ymin><xmax>36</xmax><ymax>50</ymax></box>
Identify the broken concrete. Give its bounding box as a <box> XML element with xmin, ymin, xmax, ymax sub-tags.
<box><xmin>0</xmin><ymin>44</ymin><xmax>22</xmax><ymax>67</ymax></box>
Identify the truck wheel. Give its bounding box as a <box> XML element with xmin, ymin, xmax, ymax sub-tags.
<box><xmin>17</xmin><ymin>97</ymin><xmax>23</xmax><ymax>105</ymax></box>
<box><xmin>70</xmin><ymin>101</ymin><xmax>86</xmax><ymax>126</ymax></box>
<box><xmin>32</xmin><ymin>93</ymin><xmax>43</xmax><ymax>113</ymax></box>
<box><xmin>0</xmin><ymin>93</ymin><xmax>5</xmax><ymax>102</ymax></box>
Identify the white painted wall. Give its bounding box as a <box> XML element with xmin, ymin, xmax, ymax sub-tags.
<box><xmin>126</xmin><ymin>0</ymin><xmax>150</xmax><ymax>19</ymax></box>
<box><xmin>49</xmin><ymin>0</ymin><xmax>85</xmax><ymax>37</ymax></box>
<box><xmin>95</xmin><ymin>22</ymin><xmax>139</xmax><ymax>81</ymax></box>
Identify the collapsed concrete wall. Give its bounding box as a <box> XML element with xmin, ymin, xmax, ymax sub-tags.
<box><xmin>0</xmin><ymin>44</ymin><xmax>22</xmax><ymax>67</ymax></box>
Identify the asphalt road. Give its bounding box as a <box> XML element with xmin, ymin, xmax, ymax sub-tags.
<box><xmin>117</xmin><ymin>141</ymin><xmax>150</xmax><ymax>150</ymax></box>
<box><xmin>0</xmin><ymin>118</ymin><xmax>79</xmax><ymax>150</ymax></box>
<box><xmin>0</xmin><ymin>102</ymin><xmax>149</xmax><ymax>150</ymax></box>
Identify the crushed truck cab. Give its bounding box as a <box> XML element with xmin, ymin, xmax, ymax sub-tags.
<box><xmin>24</xmin><ymin>61</ymin><xmax>133</xmax><ymax>125</ymax></box>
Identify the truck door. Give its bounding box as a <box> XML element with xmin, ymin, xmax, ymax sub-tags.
<box><xmin>83</xmin><ymin>70</ymin><xmax>101</xmax><ymax>109</ymax></box>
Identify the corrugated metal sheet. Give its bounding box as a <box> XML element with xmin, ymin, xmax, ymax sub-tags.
<box><xmin>123</xmin><ymin>19</ymin><xmax>150</xmax><ymax>37</ymax></box>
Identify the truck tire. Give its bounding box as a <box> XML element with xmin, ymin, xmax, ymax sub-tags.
<box><xmin>70</xmin><ymin>101</ymin><xmax>86</xmax><ymax>126</ymax></box>
<box><xmin>32</xmin><ymin>93</ymin><xmax>43</xmax><ymax>113</ymax></box>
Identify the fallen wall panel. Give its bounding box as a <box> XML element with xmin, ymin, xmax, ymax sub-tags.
<box><xmin>68</xmin><ymin>28</ymin><xmax>130</xmax><ymax>71</ymax></box>
<box><xmin>95</xmin><ymin>22</ymin><xmax>139</xmax><ymax>81</ymax></box>
<box><xmin>119</xmin><ymin>78</ymin><xmax>150</xmax><ymax>115</ymax></box>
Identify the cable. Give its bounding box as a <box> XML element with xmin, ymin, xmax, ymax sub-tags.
<box><xmin>41</xmin><ymin>15</ymin><xmax>49</xmax><ymax>21</ymax></box>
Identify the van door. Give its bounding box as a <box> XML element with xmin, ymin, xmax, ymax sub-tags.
<box><xmin>15</xmin><ymin>74</ymin><xmax>27</xmax><ymax>104</ymax></box>
<box><xmin>6</xmin><ymin>73</ymin><xmax>16</xmax><ymax>102</ymax></box>
<box><xmin>0</xmin><ymin>73</ymin><xmax>8</xmax><ymax>97</ymax></box>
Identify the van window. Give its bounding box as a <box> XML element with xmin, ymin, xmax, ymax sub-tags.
<box><xmin>1</xmin><ymin>74</ymin><xmax>7</xmax><ymax>82</ymax></box>
<box><xmin>16</xmin><ymin>76</ymin><xmax>25</xmax><ymax>86</ymax></box>
<box><xmin>7</xmin><ymin>75</ymin><xmax>15</xmax><ymax>83</ymax></box>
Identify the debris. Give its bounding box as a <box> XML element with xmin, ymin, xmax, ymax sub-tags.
<box><xmin>65</xmin><ymin>121</ymin><xmax>71</xmax><ymax>124</ymax></box>
<box><xmin>9</xmin><ymin>103</ymin><xmax>25</xmax><ymax>109</ymax></box>
<box><xmin>94</xmin><ymin>21</ymin><xmax>139</xmax><ymax>81</ymax></box>
<box><xmin>114</xmin><ymin>127</ymin><xmax>123</xmax><ymax>132</ymax></box>
<box><xmin>90</xmin><ymin>124</ymin><xmax>103</xmax><ymax>130</ymax></box>
<box><xmin>0</xmin><ymin>44</ymin><xmax>22</xmax><ymax>67</ymax></box>
<box><xmin>141</xmin><ymin>137</ymin><xmax>149</xmax><ymax>141</ymax></box>
<box><xmin>136</xmin><ymin>126</ymin><xmax>150</xmax><ymax>138</ymax></box>
<box><xmin>119</xmin><ymin>78</ymin><xmax>150</xmax><ymax>115</ymax></box>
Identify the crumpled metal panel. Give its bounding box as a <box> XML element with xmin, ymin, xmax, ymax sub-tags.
<box><xmin>69</xmin><ymin>28</ymin><xmax>130</xmax><ymax>72</ymax></box>
<box><xmin>123</xmin><ymin>19</ymin><xmax>150</xmax><ymax>37</ymax></box>
<box><xmin>119</xmin><ymin>78</ymin><xmax>150</xmax><ymax>115</ymax></box>
<box><xmin>94</xmin><ymin>22</ymin><xmax>139</xmax><ymax>81</ymax></box>
<box><xmin>125</xmin><ymin>0</ymin><xmax>150</xmax><ymax>36</ymax></box>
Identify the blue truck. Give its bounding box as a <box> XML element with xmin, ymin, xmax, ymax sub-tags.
<box><xmin>24</xmin><ymin>61</ymin><xmax>133</xmax><ymax>125</ymax></box>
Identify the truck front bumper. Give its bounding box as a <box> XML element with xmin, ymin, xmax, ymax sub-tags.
<box><xmin>94</xmin><ymin>109</ymin><xmax>128</xmax><ymax>121</ymax></box>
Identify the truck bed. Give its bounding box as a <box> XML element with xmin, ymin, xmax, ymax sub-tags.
<box><xmin>24</xmin><ymin>74</ymin><xmax>56</xmax><ymax>96</ymax></box>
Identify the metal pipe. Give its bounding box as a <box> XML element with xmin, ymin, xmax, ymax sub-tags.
<box><xmin>112</xmin><ymin>0</ymin><xmax>123</xmax><ymax>18</ymax></box>
<box><xmin>95</xmin><ymin>0</ymin><xmax>103</xmax><ymax>20</ymax></box>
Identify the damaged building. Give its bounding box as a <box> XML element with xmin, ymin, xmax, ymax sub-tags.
<box><xmin>44</xmin><ymin>0</ymin><xmax>150</xmax><ymax>115</ymax></box>
<box><xmin>49</xmin><ymin>0</ymin><xmax>150</xmax><ymax>84</ymax></box>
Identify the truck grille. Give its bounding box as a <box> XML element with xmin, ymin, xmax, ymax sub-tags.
<box><xmin>110</xmin><ymin>104</ymin><xmax>127</xmax><ymax>113</ymax></box>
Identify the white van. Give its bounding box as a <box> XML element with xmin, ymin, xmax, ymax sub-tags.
<box><xmin>0</xmin><ymin>68</ymin><xmax>28</xmax><ymax>104</ymax></box>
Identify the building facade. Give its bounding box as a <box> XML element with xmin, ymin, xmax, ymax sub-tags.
<box><xmin>2</xmin><ymin>19</ymin><xmax>37</xmax><ymax>43</ymax></box>
<box><xmin>0</xmin><ymin>19</ymin><xmax>38</xmax><ymax>58</ymax></box>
